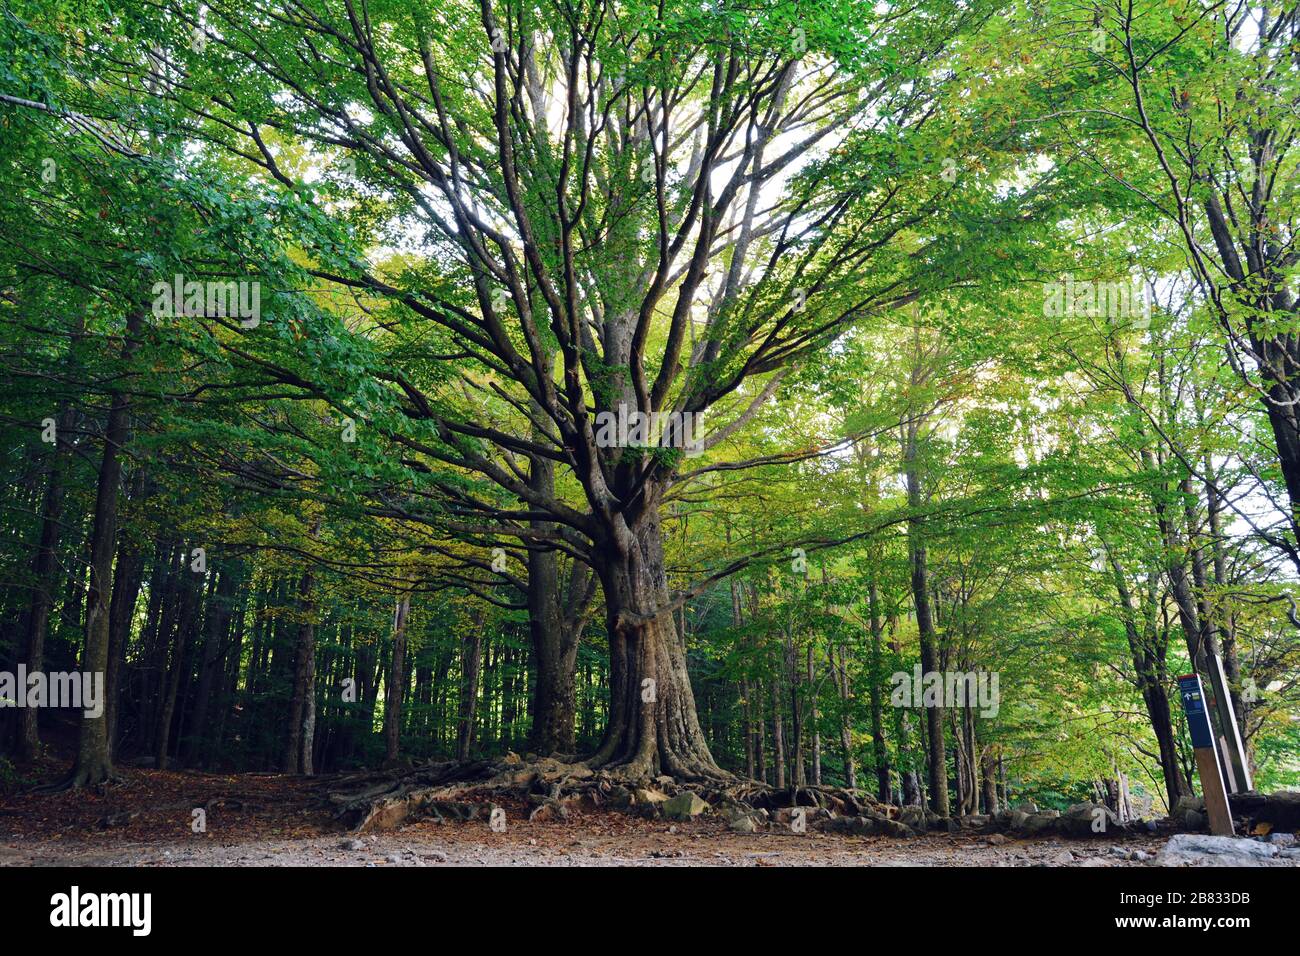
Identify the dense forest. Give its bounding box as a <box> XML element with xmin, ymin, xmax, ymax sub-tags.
<box><xmin>1</xmin><ymin>0</ymin><xmax>1299</xmax><ymax>841</ymax></box>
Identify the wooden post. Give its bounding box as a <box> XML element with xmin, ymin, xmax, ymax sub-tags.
<box><xmin>1178</xmin><ymin>674</ymin><xmax>1234</xmax><ymax>837</ymax></box>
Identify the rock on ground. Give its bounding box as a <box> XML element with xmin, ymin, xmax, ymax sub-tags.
<box><xmin>1157</xmin><ymin>834</ymin><xmax>1281</xmax><ymax>867</ymax></box>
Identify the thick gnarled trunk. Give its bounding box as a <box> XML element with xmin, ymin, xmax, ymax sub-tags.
<box><xmin>588</xmin><ymin>515</ymin><xmax>725</xmax><ymax>782</ymax></box>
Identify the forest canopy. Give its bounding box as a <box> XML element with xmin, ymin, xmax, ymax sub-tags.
<box><xmin>1</xmin><ymin>0</ymin><xmax>1298</xmax><ymax>824</ymax></box>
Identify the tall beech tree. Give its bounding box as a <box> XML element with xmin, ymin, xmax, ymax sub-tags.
<box><xmin>102</xmin><ymin>0</ymin><xmax>1039</xmax><ymax>780</ymax></box>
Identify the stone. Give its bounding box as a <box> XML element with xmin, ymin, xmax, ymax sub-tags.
<box><xmin>1158</xmin><ymin>833</ymin><xmax>1280</xmax><ymax>867</ymax></box>
<box><xmin>1229</xmin><ymin>790</ymin><xmax>1300</xmax><ymax>831</ymax></box>
<box><xmin>874</xmin><ymin>814</ymin><xmax>917</xmax><ymax>838</ymax></box>
<box><xmin>729</xmin><ymin>815</ymin><xmax>760</xmax><ymax>833</ymax></box>
<box><xmin>986</xmin><ymin>833</ymin><xmax>1008</xmax><ymax>846</ymax></box>
<box><xmin>897</xmin><ymin>806</ymin><xmax>929</xmax><ymax>830</ymax></box>
<box><xmin>1060</xmin><ymin>802</ymin><xmax>1119</xmax><ymax>837</ymax></box>
<box><xmin>819</xmin><ymin>813</ymin><xmax>914</xmax><ymax>838</ymax></box>
<box><xmin>1170</xmin><ymin>795</ymin><xmax>1207</xmax><ymax>831</ymax></box>
<box><xmin>1266</xmin><ymin>831</ymin><xmax>1297</xmax><ymax>847</ymax></box>
<box><xmin>1174</xmin><ymin>795</ymin><xmax>1206</xmax><ymax>814</ymax></box>
<box><xmin>633</xmin><ymin>788</ymin><xmax>669</xmax><ymax>806</ymax></box>
<box><xmin>1020</xmin><ymin>813</ymin><xmax>1060</xmax><ymax>836</ymax></box>
<box><xmin>340</xmin><ymin>838</ymin><xmax>365</xmax><ymax>851</ymax></box>
<box><xmin>722</xmin><ymin>803</ymin><xmax>760</xmax><ymax>825</ymax></box>
<box><xmin>528</xmin><ymin>801</ymin><xmax>568</xmax><ymax>823</ymax></box>
<box><xmin>773</xmin><ymin>806</ymin><xmax>801</xmax><ymax>824</ymax></box>
<box><xmin>662</xmin><ymin>792</ymin><xmax>710</xmax><ymax>820</ymax></box>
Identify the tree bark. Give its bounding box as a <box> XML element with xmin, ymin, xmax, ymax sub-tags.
<box><xmin>16</xmin><ymin>416</ymin><xmax>68</xmax><ymax>760</ymax></box>
<box><xmin>155</xmin><ymin>566</ymin><xmax>198</xmax><ymax>770</ymax></box>
<box><xmin>455</xmin><ymin>609</ymin><xmax>481</xmax><ymax>762</ymax></box>
<box><xmin>905</xmin><ymin>427</ymin><xmax>949</xmax><ymax>816</ymax></box>
<box><xmin>383</xmin><ymin>593</ymin><xmax>410</xmax><ymax>765</ymax></box>
<box><xmin>867</xmin><ymin>575</ymin><xmax>890</xmax><ymax>801</ymax></box>
<box><xmin>68</xmin><ymin>309</ymin><xmax>143</xmax><ymax>788</ymax></box>
<box><xmin>186</xmin><ymin>560</ymin><xmax>239</xmax><ymax>767</ymax></box>
<box><xmin>587</xmin><ymin>512</ymin><xmax>725</xmax><ymax>782</ymax></box>
<box><xmin>282</xmin><ymin>568</ymin><xmax>317</xmax><ymax>773</ymax></box>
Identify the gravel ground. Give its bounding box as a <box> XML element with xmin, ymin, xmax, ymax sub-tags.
<box><xmin>2</xmin><ymin>818</ymin><xmax>1173</xmax><ymax>867</ymax></box>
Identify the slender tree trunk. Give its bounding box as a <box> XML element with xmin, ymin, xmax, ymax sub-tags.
<box><xmin>384</xmin><ymin>593</ymin><xmax>410</xmax><ymax>765</ymax></box>
<box><xmin>156</xmin><ymin>567</ymin><xmax>198</xmax><ymax>770</ymax></box>
<box><xmin>1106</xmin><ymin>545</ymin><xmax>1189</xmax><ymax>809</ymax></box>
<box><xmin>807</xmin><ymin>643</ymin><xmax>820</xmax><ymax>786</ymax></box>
<box><xmin>68</xmin><ymin>310</ymin><xmax>144</xmax><ymax>787</ymax></box>
<box><xmin>868</xmin><ymin>576</ymin><xmax>889</xmax><ymax>801</ymax></box>
<box><xmin>105</xmin><ymin>535</ymin><xmax>144</xmax><ymax>761</ymax></box>
<box><xmin>905</xmin><ymin>430</ymin><xmax>948</xmax><ymax>816</ymax></box>
<box><xmin>732</xmin><ymin>580</ymin><xmax>756</xmax><ymax>780</ymax></box>
<box><xmin>833</xmin><ymin>644</ymin><xmax>857</xmax><ymax>791</ymax></box>
<box><xmin>455</xmin><ymin>610</ymin><xmax>482</xmax><ymax>762</ymax></box>
<box><xmin>1204</xmin><ymin>461</ymin><xmax>1244</xmax><ymax>724</ymax></box>
<box><xmin>980</xmin><ymin>747</ymin><xmax>999</xmax><ymax>814</ymax></box>
<box><xmin>16</xmin><ymin>426</ymin><xmax>67</xmax><ymax>760</ymax></box>
<box><xmin>282</xmin><ymin>568</ymin><xmax>317</xmax><ymax>773</ymax></box>
<box><xmin>788</xmin><ymin>629</ymin><xmax>805</xmax><ymax>787</ymax></box>
<box><xmin>526</xmin><ymin>547</ymin><xmax>585</xmax><ymax>755</ymax></box>
<box><xmin>770</xmin><ymin>676</ymin><xmax>786</xmax><ymax>788</ymax></box>
<box><xmin>186</xmin><ymin>560</ymin><xmax>239</xmax><ymax>766</ymax></box>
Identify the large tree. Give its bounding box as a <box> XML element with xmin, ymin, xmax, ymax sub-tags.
<box><xmin>106</xmin><ymin>0</ymin><xmax>1033</xmax><ymax>781</ymax></box>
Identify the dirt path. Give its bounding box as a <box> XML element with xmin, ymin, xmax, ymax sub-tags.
<box><xmin>0</xmin><ymin>764</ymin><xmax>1188</xmax><ymax>867</ymax></box>
<box><xmin>4</xmin><ymin>821</ymin><xmax>1171</xmax><ymax>867</ymax></box>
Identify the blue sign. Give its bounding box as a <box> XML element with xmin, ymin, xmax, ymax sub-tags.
<box><xmin>1178</xmin><ymin>674</ymin><xmax>1215</xmax><ymax>749</ymax></box>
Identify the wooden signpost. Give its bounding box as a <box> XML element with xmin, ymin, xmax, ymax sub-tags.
<box><xmin>1177</xmin><ymin>673</ymin><xmax>1235</xmax><ymax>837</ymax></box>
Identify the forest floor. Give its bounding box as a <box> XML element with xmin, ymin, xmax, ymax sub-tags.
<box><xmin>0</xmin><ymin>762</ymin><xmax>1184</xmax><ymax>867</ymax></box>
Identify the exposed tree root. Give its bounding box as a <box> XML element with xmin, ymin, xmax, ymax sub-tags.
<box><xmin>324</xmin><ymin>754</ymin><xmax>891</xmax><ymax>833</ymax></box>
<box><xmin>31</xmin><ymin>769</ymin><xmax>126</xmax><ymax>795</ymax></box>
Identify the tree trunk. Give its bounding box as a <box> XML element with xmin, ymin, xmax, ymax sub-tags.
<box><xmin>186</xmin><ymin>560</ymin><xmax>239</xmax><ymax>767</ymax></box>
<box><xmin>770</xmin><ymin>677</ymin><xmax>786</xmax><ymax>788</ymax></box>
<box><xmin>833</xmin><ymin>644</ymin><xmax>857</xmax><ymax>791</ymax></box>
<box><xmin>105</xmin><ymin>535</ymin><xmax>144</xmax><ymax>762</ymax></box>
<box><xmin>868</xmin><ymin>576</ymin><xmax>889</xmax><ymax>801</ymax></box>
<box><xmin>526</xmin><ymin>550</ymin><xmax>585</xmax><ymax>756</ymax></box>
<box><xmin>384</xmin><ymin>593</ymin><xmax>410</xmax><ymax>765</ymax></box>
<box><xmin>282</xmin><ymin>569</ymin><xmax>317</xmax><ymax>773</ymax></box>
<box><xmin>980</xmin><ymin>747</ymin><xmax>999</xmax><ymax>814</ymax></box>
<box><xmin>905</xmin><ymin>433</ymin><xmax>948</xmax><ymax>816</ymax></box>
<box><xmin>155</xmin><ymin>567</ymin><xmax>198</xmax><ymax>770</ymax></box>
<box><xmin>587</xmin><ymin>513</ymin><xmax>725</xmax><ymax>782</ymax></box>
<box><xmin>67</xmin><ymin>310</ymin><xmax>143</xmax><ymax>788</ymax></box>
<box><xmin>807</xmin><ymin>643</ymin><xmax>820</xmax><ymax>786</ymax></box>
<box><xmin>16</xmin><ymin>421</ymin><xmax>68</xmax><ymax>760</ymax></box>
<box><xmin>455</xmin><ymin>610</ymin><xmax>481</xmax><ymax>762</ymax></box>
<box><xmin>787</xmin><ymin>629</ymin><xmax>805</xmax><ymax>787</ymax></box>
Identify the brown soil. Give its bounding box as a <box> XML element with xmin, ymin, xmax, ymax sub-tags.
<box><xmin>0</xmin><ymin>764</ymin><xmax>1173</xmax><ymax>867</ymax></box>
